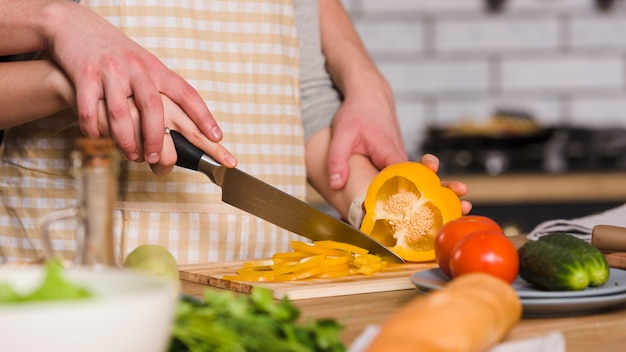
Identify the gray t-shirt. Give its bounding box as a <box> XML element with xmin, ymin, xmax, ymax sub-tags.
<box><xmin>294</xmin><ymin>0</ymin><xmax>342</xmax><ymax>141</ymax></box>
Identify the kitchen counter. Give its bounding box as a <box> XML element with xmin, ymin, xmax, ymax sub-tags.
<box><xmin>449</xmin><ymin>171</ymin><xmax>626</xmax><ymax>204</ymax></box>
<box><xmin>180</xmin><ymin>236</ymin><xmax>626</xmax><ymax>351</ymax></box>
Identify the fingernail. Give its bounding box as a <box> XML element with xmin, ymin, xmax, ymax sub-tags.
<box><xmin>211</xmin><ymin>126</ymin><xmax>222</xmax><ymax>140</ymax></box>
<box><xmin>422</xmin><ymin>154</ymin><xmax>437</xmax><ymax>164</ymax></box>
<box><xmin>330</xmin><ymin>173</ymin><xmax>342</xmax><ymax>188</ymax></box>
<box><xmin>147</xmin><ymin>152</ymin><xmax>159</xmax><ymax>164</ymax></box>
<box><xmin>127</xmin><ymin>152</ymin><xmax>139</xmax><ymax>161</ymax></box>
<box><xmin>224</xmin><ymin>153</ymin><xmax>237</xmax><ymax>167</ymax></box>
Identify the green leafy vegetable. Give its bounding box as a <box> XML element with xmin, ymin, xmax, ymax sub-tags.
<box><xmin>0</xmin><ymin>282</ymin><xmax>21</xmax><ymax>302</ymax></box>
<box><xmin>0</xmin><ymin>260</ymin><xmax>92</xmax><ymax>304</ymax></box>
<box><xmin>169</xmin><ymin>288</ymin><xmax>346</xmax><ymax>352</ymax></box>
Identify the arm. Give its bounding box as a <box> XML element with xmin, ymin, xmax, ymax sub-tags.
<box><xmin>306</xmin><ymin>127</ymin><xmax>378</xmax><ymax>220</ymax></box>
<box><xmin>0</xmin><ymin>0</ymin><xmax>230</xmax><ymax>167</ymax></box>
<box><xmin>0</xmin><ymin>59</ymin><xmax>74</xmax><ymax>129</ymax></box>
<box><xmin>0</xmin><ymin>58</ymin><xmax>236</xmax><ymax>175</ymax></box>
<box><xmin>0</xmin><ymin>0</ymin><xmax>52</xmax><ymax>55</ymax></box>
<box><xmin>318</xmin><ymin>0</ymin><xmax>407</xmax><ymax>189</ymax></box>
<box><xmin>309</xmin><ymin>1</ymin><xmax>471</xmax><ymax>220</ymax></box>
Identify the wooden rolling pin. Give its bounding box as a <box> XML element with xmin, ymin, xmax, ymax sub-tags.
<box><xmin>592</xmin><ymin>225</ymin><xmax>626</xmax><ymax>269</ymax></box>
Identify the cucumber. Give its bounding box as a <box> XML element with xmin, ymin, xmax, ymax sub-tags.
<box><xmin>538</xmin><ymin>232</ymin><xmax>610</xmax><ymax>287</ymax></box>
<box><xmin>518</xmin><ymin>240</ymin><xmax>589</xmax><ymax>291</ymax></box>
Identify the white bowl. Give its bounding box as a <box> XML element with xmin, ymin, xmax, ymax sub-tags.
<box><xmin>0</xmin><ymin>266</ymin><xmax>178</xmax><ymax>352</ymax></box>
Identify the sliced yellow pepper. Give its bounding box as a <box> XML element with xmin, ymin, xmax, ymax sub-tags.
<box><xmin>242</xmin><ymin>259</ymin><xmax>275</xmax><ymax>268</ymax></box>
<box><xmin>290</xmin><ymin>241</ymin><xmax>345</xmax><ymax>257</ymax></box>
<box><xmin>272</xmin><ymin>251</ymin><xmax>308</xmax><ymax>260</ymax></box>
<box><xmin>313</xmin><ymin>240</ymin><xmax>369</xmax><ymax>255</ymax></box>
<box><xmin>270</xmin><ymin>263</ymin><xmax>351</xmax><ymax>282</ymax></box>
<box><xmin>312</xmin><ymin>268</ymin><xmax>360</xmax><ymax>279</ymax></box>
<box><xmin>224</xmin><ymin>240</ymin><xmax>387</xmax><ymax>282</ymax></box>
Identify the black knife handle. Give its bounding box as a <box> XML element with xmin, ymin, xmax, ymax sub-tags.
<box><xmin>170</xmin><ymin>130</ymin><xmax>203</xmax><ymax>171</ymax></box>
<box><xmin>169</xmin><ymin>130</ymin><xmax>223</xmax><ymax>185</ymax></box>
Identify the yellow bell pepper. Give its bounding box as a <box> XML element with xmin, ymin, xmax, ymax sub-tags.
<box><xmin>360</xmin><ymin>162</ymin><xmax>462</xmax><ymax>262</ymax></box>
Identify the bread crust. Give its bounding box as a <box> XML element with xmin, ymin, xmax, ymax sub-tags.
<box><xmin>367</xmin><ymin>273</ymin><xmax>522</xmax><ymax>352</ymax></box>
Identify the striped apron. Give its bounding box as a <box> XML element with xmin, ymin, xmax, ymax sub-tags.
<box><xmin>0</xmin><ymin>0</ymin><xmax>306</xmax><ymax>265</ymax></box>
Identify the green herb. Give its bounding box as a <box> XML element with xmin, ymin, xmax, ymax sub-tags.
<box><xmin>0</xmin><ymin>260</ymin><xmax>92</xmax><ymax>304</ymax></box>
<box><xmin>169</xmin><ymin>288</ymin><xmax>346</xmax><ymax>352</ymax></box>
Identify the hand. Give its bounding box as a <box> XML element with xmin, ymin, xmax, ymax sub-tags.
<box><xmin>419</xmin><ymin>154</ymin><xmax>473</xmax><ymax>215</ymax></box>
<box><xmin>327</xmin><ymin>72</ymin><xmax>407</xmax><ymax>189</ymax></box>
<box><xmin>97</xmin><ymin>95</ymin><xmax>237</xmax><ymax>176</ymax></box>
<box><xmin>44</xmin><ymin>1</ymin><xmax>223</xmax><ymax>164</ymax></box>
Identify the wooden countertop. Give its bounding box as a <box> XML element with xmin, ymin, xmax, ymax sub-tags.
<box><xmin>180</xmin><ymin>235</ymin><xmax>626</xmax><ymax>351</ymax></box>
<box><xmin>307</xmin><ymin>172</ymin><xmax>626</xmax><ymax>205</ymax></box>
<box><xmin>452</xmin><ymin>172</ymin><xmax>626</xmax><ymax>204</ymax></box>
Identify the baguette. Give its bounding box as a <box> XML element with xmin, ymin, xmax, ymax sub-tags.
<box><xmin>367</xmin><ymin>273</ymin><xmax>522</xmax><ymax>352</ymax></box>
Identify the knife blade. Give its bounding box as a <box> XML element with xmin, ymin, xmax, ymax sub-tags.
<box><xmin>169</xmin><ymin>130</ymin><xmax>404</xmax><ymax>263</ymax></box>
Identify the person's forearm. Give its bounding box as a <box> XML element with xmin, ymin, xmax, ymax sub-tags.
<box><xmin>306</xmin><ymin>127</ymin><xmax>377</xmax><ymax>219</ymax></box>
<box><xmin>0</xmin><ymin>60</ymin><xmax>73</xmax><ymax>129</ymax></box>
<box><xmin>318</xmin><ymin>0</ymin><xmax>382</xmax><ymax>96</ymax></box>
<box><xmin>0</xmin><ymin>0</ymin><xmax>82</xmax><ymax>55</ymax></box>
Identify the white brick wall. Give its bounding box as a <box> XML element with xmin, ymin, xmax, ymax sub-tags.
<box><xmin>436</xmin><ymin>18</ymin><xmax>560</xmax><ymax>52</ymax></box>
<box><xmin>343</xmin><ymin>0</ymin><xmax>626</xmax><ymax>158</ymax></box>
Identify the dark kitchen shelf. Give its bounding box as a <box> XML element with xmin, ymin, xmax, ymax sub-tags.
<box><xmin>484</xmin><ymin>0</ymin><xmax>618</xmax><ymax>12</ymax></box>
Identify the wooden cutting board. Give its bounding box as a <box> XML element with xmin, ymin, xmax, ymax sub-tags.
<box><xmin>179</xmin><ymin>261</ymin><xmax>437</xmax><ymax>300</ymax></box>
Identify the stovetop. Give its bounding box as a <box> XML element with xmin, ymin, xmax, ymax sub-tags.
<box><xmin>421</xmin><ymin>127</ymin><xmax>626</xmax><ymax>176</ymax></box>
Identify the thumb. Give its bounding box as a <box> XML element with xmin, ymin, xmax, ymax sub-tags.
<box><xmin>327</xmin><ymin>131</ymin><xmax>354</xmax><ymax>190</ymax></box>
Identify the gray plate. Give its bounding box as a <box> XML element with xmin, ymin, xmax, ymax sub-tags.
<box><xmin>410</xmin><ymin>268</ymin><xmax>626</xmax><ymax>317</ymax></box>
<box><xmin>411</xmin><ymin>268</ymin><xmax>626</xmax><ymax>299</ymax></box>
<box><xmin>520</xmin><ymin>291</ymin><xmax>626</xmax><ymax>316</ymax></box>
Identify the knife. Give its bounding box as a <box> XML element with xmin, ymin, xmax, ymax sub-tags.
<box><xmin>169</xmin><ymin>130</ymin><xmax>404</xmax><ymax>263</ymax></box>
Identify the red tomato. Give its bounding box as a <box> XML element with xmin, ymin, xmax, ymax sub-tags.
<box><xmin>449</xmin><ymin>231</ymin><xmax>519</xmax><ymax>284</ymax></box>
<box><xmin>434</xmin><ymin>215</ymin><xmax>503</xmax><ymax>277</ymax></box>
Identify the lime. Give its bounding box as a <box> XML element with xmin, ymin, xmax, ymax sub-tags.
<box><xmin>124</xmin><ymin>244</ymin><xmax>179</xmax><ymax>281</ymax></box>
